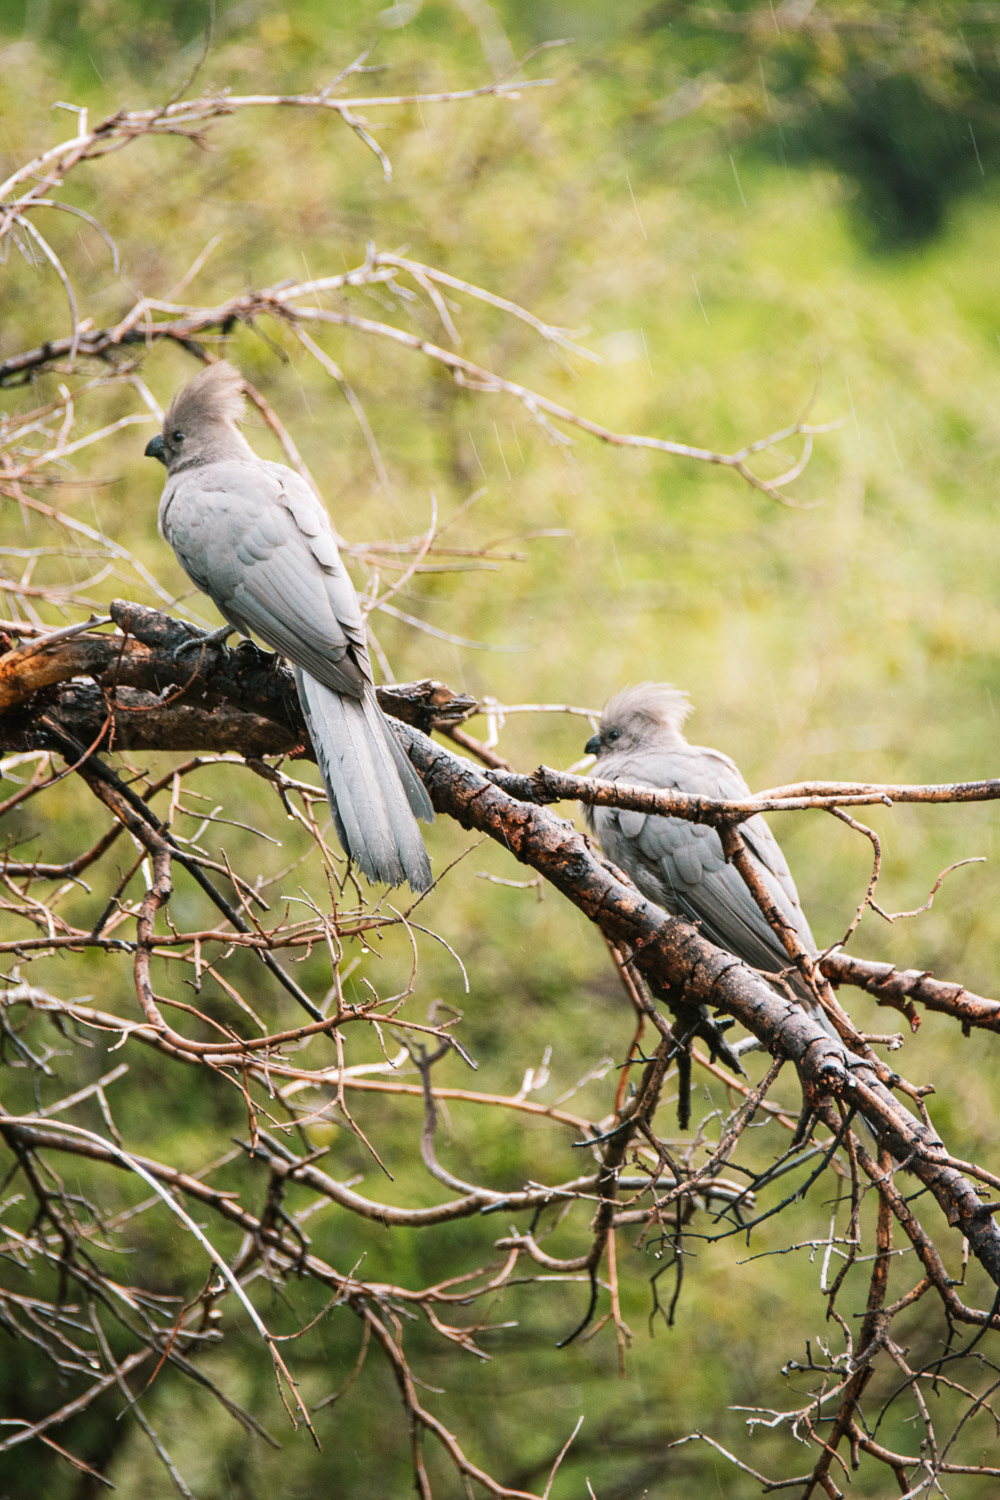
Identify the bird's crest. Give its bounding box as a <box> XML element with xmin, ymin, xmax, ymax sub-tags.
<box><xmin>601</xmin><ymin>682</ymin><xmax>693</xmax><ymax>739</ymax></box>
<box><xmin>164</xmin><ymin>360</ymin><xmax>246</xmax><ymax>433</ymax></box>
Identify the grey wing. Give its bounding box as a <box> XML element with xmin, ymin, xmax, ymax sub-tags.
<box><xmin>162</xmin><ymin>462</ymin><xmax>370</xmax><ymax>697</ymax></box>
<box><xmin>594</xmin><ymin>745</ymin><xmax>816</xmax><ymax>986</ymax></box>
<box><xmin>739</xmin><ymin>812</ymin><xmax>816</xmax><ymax>949</ymax></box>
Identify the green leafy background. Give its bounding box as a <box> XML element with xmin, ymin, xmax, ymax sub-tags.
<box><xmin>2</xmin><ymin>1</ymin><xmax>1000</xmax><ymax>1494</ymax></box>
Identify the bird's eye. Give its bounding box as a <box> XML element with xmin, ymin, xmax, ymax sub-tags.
<box><xmin>606</xmin><ymin>728</ymin><xmax>622</xmax><ymax>743</ymax></box>
<box><xmin>171</xmin><ymin>430</ymin><xmax>184</xmax><ymax>444</ymax></box>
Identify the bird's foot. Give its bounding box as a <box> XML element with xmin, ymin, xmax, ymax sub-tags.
<box><xmin>173</xmin><ymin>624</ymin><xmax>235</xmax><ymax>663</ymax></box>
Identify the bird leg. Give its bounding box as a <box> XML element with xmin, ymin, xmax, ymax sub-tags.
<box><xmin>172</xmin><ymin>623</ymin><xmax>235</xmax><ymax>661</ymax></box>
<box><xmin>674</xmin><ymin>1002</ymin><xmax>745</xmax><ymax>1076</ymax></box>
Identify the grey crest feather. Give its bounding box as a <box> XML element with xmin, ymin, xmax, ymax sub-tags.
<box><xmin>599</xmin><ymin>682</ymin><xmax>693</xmax><ymax>744</ymax></box>
<box><xmin>164</xmin><ymin>360</ymin><xmax>247</xmax><ymax>434</ymax></box>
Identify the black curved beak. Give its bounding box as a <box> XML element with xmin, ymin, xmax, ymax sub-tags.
<box><xmin>144</xmin><ymin>433</ymin><xmax>166</xmax><ymax>464</ymax></box>
<box><xmin>584</xmin><ymin>733</ymin><xmax>601</xmax><ymax>757</ymax></box>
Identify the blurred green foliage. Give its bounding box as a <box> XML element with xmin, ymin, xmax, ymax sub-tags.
<box><xmin>3</xmin><ymin>1</ymin><xmax>1000</xmax><ymax>1495</ymax></box>
<box><xmin>632</xmin><ymin>1</ymin><xmax>1000</xmax><ymax>248</ymax></box>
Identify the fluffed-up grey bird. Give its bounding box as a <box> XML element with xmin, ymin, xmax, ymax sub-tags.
<box><xmin>584</xmin><ymin>683</ymin><xmax>839</xmax><ymax>1047</ymax></box>
<box><xmin>144</xmin><ymin>361</ymin><xmax>433</xmax><ymax>891</ymax></box>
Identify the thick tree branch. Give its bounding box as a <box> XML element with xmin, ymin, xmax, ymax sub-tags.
<box><xmin>2</xmin><ymin>605</ymin><xmax>995</xmax><ymax>1039</ymax></box>
<box><xmin>4</xmin><ymin>605</ymin><xmax>1000</xmax><ymax>1293</ymax></box>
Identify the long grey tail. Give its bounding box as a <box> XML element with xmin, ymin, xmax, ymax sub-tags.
<box><xmin>295</xmin><ymin>669</ymin><xmax>433</xmax><ymax>892</ymax></box>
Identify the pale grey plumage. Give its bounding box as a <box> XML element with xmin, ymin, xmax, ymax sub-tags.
<box><xmin>584</xmin><ymin>686</ymin><xmax>901</xmax><ymax>1151</ymax></box>
<box><xmin>584</xmin><ymin>683</ymin><xmax>830</xmax><ymax>1023</ymax></box>
<box><xmin>145</xmin><ymin>361</ymin><xmax>433</xmax><ymax>891</ymax></box>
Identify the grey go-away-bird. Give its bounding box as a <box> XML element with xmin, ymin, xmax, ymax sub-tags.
<box><xmin>584</xmin><ymin>683</ymin><xmax>836</xmax><ymax>1040</ymax></box>
<box><xmin>145</xmin><ymin>361</ymin><xmax>433</xmax><ymax>891</ymax></box>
